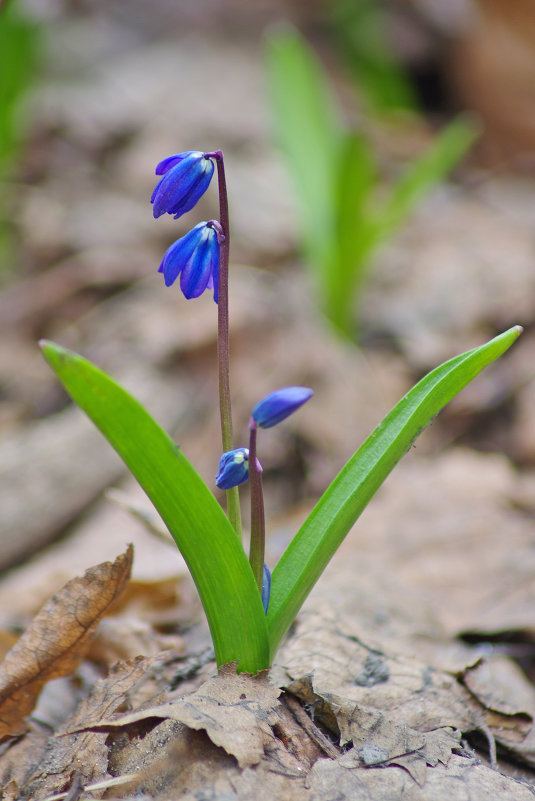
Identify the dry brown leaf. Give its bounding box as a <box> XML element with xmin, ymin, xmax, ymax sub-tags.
<box><xmin>67</xmin><ymin>667</ymin><xmax>323</xmax><ymax>800</ymax></box>
<box><xmin>306</xmin><ymin>752</ymin><xmax>535</xmax><ymax>801</ymax></box>
<box><xmin>0</xmin><ymin>545</ymin><xmax>133</xmax><ymax>739</ymax></box>
<box><xmin>20</xmin><ymin>655</ymin><xmax>155</xmax><ymax>800</ymax></box>
<box><xmin>87</xmin><ymin>616</ymin><xmax>183</xmax><ymax>666</ymax></box>
<box><xmin>68</xmin><ymin>663</ymin><xmax>283</xmax><ymax>769</ymax></box>
<box><xmin>277</xmin><ymin>606</ymin><xmax>533</xmax><ymax>782</ymax></box>
<box><xmin>0</xmin><ymin>724</ymin><xmax>50</xmax><ymax>800</ymax></box>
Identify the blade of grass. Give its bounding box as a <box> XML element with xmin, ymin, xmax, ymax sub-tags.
<box><xmin>267</xmin><ymin>326</ymin><xmax>522</xmax><ymax>654</ymax></box>
<box><xmin>40</xmin><ymin>341</ymin><xmax>270</xmax><ymax>673</ymax></box>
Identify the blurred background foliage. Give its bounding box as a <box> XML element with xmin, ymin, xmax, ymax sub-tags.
<box><xmin>0</xmin><ymin>0</ymin><xmax>41</xmax><ymax>277</ymax></box>
<box><xmin>266</xmin><ymin>23</ymin><xmax>477</xmax><ymax>338</ymax></box>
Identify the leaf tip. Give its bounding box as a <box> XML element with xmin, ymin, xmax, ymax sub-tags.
<box><xmin>38</xmin><ymin>339</ymin><xmax>75</xmax><ymax>367</ymax></box>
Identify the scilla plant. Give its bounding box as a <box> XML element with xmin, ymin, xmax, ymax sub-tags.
<box><xmin>41</xmin><ymin>149</ymin><xmax>521</xmax><ymax>673</ymax></box>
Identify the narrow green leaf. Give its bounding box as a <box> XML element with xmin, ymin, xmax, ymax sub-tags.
<box><xmin>379</xmin><ymin>116</ymin><xmax>479</xmax><ymax>240</ymax></box>
<box><xmin>325</xmin><ymin>132</ymin><xmax>377</xmax><ymax>333</ymax></box>
<box><xmin>40</xmin><ymin>341</ymin><xmax>269</xmax><ymax>673</ymax></box>
<box><xmin>267</xmin><ymin>326</ymin><xmax>522</xmax><ymax>654</ymax></box>
<box><xmin>265</xmin><ymin>26</ymin><xmax>342</xmax><ymax>273</ymax></box>
<box><xmin>332</xmin><ymin>0</ymin><xmax>418</xmax><ymax>113</ymax></box>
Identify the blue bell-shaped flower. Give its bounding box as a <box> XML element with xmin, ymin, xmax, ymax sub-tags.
<box><xmin>151</xmin><ymin>151</ymin><xmax>214</xmax><ymax>219</ymax></box>
<box><xmin>159</xmin><ymin>221</ymin><xmax>220</xmax><ymax>302</ymax></box>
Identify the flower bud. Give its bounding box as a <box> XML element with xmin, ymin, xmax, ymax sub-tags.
<box><xmin>215</xmin><ymin>448</ymin><xmax>250</xmax><ymax>490</ymax></box>
<box><xmin>252</xmin><ymin>386</ymin><xmax>313</xmax><ymax>429</ymax></box>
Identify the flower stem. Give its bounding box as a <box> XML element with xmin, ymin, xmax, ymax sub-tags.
<box><xmin>210</xmin><ymin>150</ymin><xmax>242</xmax><ymax>540</ymax></box>
<box><xmin>248</xmin><ymin>420</ymin><xmax>265</xmax><ymax>593</ymax></box>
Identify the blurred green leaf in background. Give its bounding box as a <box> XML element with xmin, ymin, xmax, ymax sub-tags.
<box><xmin>332</xmin><ymin>0</ymin><xmax>418</xmax><ymax>114</ymax></box>
<box><xmin>0</xmin><ymin>0</ymin><xmax>41</xmax><ymax>276</ymax></box>
<box><xmin>265</xmin><ymin>22</ymin><xmax>478</xmax><ymax>339</ymax></box>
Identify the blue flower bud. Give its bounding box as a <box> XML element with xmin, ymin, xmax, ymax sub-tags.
<box><xmin>159</xmin><ymin>221</ymin><xmax>220</xmax><ymax>302</ymax></box>
<box><xmin>215</xmin><ymin>448</ymin><xmax>250</xmax><ymax>490</ymax></box>
<box><xmin>252</xmin><ymin>386</ymin><xmax>313</xmax><ymax>429</ymax></box>
<box><xmin>261</xmin><ymin>563</ymin><xmax>271</xmax><ymax>615</ymax></box>
<box><xmin>151</xmin><ymin>151</ymin><xmax>214</xmax><ymax>219</ymax></box>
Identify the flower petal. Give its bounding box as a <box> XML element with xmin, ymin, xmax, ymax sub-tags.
<box><xmin>261</xmin><ymin>564</ymin><xmax>271</xmax><ymax>614</ymax></box>
<box><xmin>160</xmin><ymin>222</ymin><xmax>206</xmax><ymax>287</ymax></box>
<box><xmin>151</xmin><ymin>153</ymin><xmax>214</xmax><ymax>219</ymax></box>
<box><xmin>155</xmin><ymin>150</ymin><xmax>198</xmax><ymax>175</ymax></box>
<box><xmin>215</xmin><ymin>448</ymin><xmax>250</xmax><ymax>489</ymax></box>
<box><xmin>252</xmin><ymin>386</ymin><xmax>314</xmax><ymax>429</ymax></box>
<box><xmin>180</xmin><ymin>225</ymin><xmax>219</xmax><ymax>299</ymax></box>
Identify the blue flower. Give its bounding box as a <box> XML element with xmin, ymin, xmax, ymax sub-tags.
<box><xmin>261</xmin><ymin>563</ymin><xmax>271</xmax><ymax>615</ymax></box>
<box><xmin>215</xmin><ymin>448</ymin><xmax>249</xmax><ymax>490</ymax></box>
<box><xmin>151</xmin><ymin>151</ymin><xmax>214</xmax><ymax>219</ymax></box>
<box><xmin>159</xmin><ymin>221</ymin><xmax>220</xmax><ymax>302</ymax></box>
<box><xmin>252</xmin><ymin>386</ymin><xmax>314</xmax><ymax>429</ymax></box>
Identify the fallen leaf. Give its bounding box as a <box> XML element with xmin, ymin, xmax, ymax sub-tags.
<box><xmin>0</xmin><ymin>545</ymin><xmax>133</xmax><ymax>739</ymax></box>
<box><xmin>20</xmin><ymin>655</ymin><xmax>155</xmax><ymax>800</ymax></box>
<box><xmin>278</xmin><ymin>605</ymin><xmax>533</xmax><ymax>783</ymax></box>
<box><xmin>68</xmin><ymin>663</ymin><xmax>283</xmax><ymax>769</ymax></box>
<box><xmin>306</xmin><ymin>752</ymin><xmax>535</xmax><ymax>801</ymax></box>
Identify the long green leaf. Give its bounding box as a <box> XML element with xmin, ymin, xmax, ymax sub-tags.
<box><xmin>379</xmin><ymin>116</ymin><xmax>479</xmax><ymax>240</ymax></box>
<box><xmin>267</xmin><ymin>326</ymin><xmax>522</xmax><ymax>654</ymax></box>
<box><xmin>325</xmin><ymin>132</ymin><xmax>377</xmax><ymax>333</ymax></box>
<box><xmin>332</xmin><ymin>0</ymin><xmax>418</xmax><ymax>113</ymax></box>
<box><xmin>40</xmin><ymin>341</ymin><xmax>269</xmax><ymax>673</ymax></box>
<box><xmin>265</xmin><ymin>26</ymin><xmax>342</xmax><ymax>274</ymax></box>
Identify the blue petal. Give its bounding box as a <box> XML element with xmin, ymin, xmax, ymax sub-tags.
<box><xmin>155</xmin><ymin>150</ymin><xmax>199</xmax><ymax>175</ymax></box>
<box><xmin>161</xmin><ymin>222</ymin><xmax>206</xmax><ymax>287</ymax></box>
<box><xmin>252</xmin><ymin>386</ymin><xmax>314</xmax><ymax>428</ymax></box>
<box><xmin>180</xmin><ymin>225</ymin><xmax>219</xmax><ymax>299</ymax></box>
<box><xmin>215</xmin><ymin>448</ymin><xmax>249</xmax><ymax>489</ymax></box>
<box><xmin>170</xmin><ymin>163</ymin><xmax>214</xmax><ymax>219</ymax></box>
<box><xmin>261</xmin><ymin>564</ymin><xmax>271</xmax><ymax>614</ymax></box>
<box><xmin>151</xmin><ymin>153</ymin><xmax>214</xmax><ymax>219</ymax></box>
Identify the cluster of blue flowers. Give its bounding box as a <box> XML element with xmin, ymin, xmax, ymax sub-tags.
<box><xmin>152</xmin><ymin>150</ymin><xmax>220</xmax><ymax>302</ymax></box>
<box><xmin>152</xmin><ymin>150</ymin><xmax>314</xmax><ymax>615</ymax></box>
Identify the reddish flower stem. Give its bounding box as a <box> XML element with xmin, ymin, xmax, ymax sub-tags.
<box><xmin>248</xmin><ymin>420</ymin><xmax>265</xmax><ymax>593</ymax></box>
<box><xmin>209</xmin><ymin>150</ymin><xmax>242</xmax><ymax>539</ymax></box>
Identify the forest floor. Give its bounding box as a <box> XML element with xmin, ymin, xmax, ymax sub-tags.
<box><xmin>2</xmin><ymin>2</ymin><xmax>535</xmax><ymax>799</ymax></box>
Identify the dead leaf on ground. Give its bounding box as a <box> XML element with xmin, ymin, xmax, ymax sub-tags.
<box><xmin>276</xmin><ymin>605</ymin><xmax>534</xmax><ymax>783</ymax></box>
<box><xmin>67</xmin><ymin>663</ymin><xmax>284</xmax><ymax>769</ymax></box>
<box><xmin>63</xmin><ymin>663</ymin><xmax>326</xmax><ymax>799</ymax></box>
<box><xmin>18</xmin><ymin>655</ymin><xmax>156</xmax><ymax>801</ymax></box>
<box><xmin>306</xmin><ymin>752</ymin><xmax>535</xmax><ymax>801</ymax></box>
<box><xmin>0</xmin><ymin>545</ymin><xmax>133</xmax><ymax>740</ymax></box>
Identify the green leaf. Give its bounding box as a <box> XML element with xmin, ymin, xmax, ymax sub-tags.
<box><xmin>40</xmin><ymin>341</ymin><xmax>270</xmax><ymax>673</ymax></box>
<box><xmin>379</xmin><ymin>116</ymin><xmax>479</xmax><ymax>240</ymax></box>
<box><xmin>325</xmin><ymin>132</ymin><xmax>378</xmax><ymax>333</ymax></box>
<box><xmin>332</xmin><ymin>0</ymin><xmax>418</xmax><ymax>113</ymax></box>
<box><xmin>267</xmin><ymin>326</ymin><xmax>522</xmax><ymax>654</ymax></box>
<box><xmin>265</xmin><ymin>26</ymin><xmax>342</xmax><ymax>273</ymax></box>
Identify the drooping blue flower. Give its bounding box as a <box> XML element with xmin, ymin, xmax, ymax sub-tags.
<box><xmin>216</xmin><ymin>448</ymin><xmax>250</xmax><ymax>490</ymax></box>
<box><xmin>261</xmin><ymin>563</ymin><xmax>271</xmax><ymax>615</ymax></box>
<box><xmin>252</xmin><ymin>386</ymin><xmax>314</xmax><ymax>429</ymax></box>
<box><xmin>159</xmin><ymin>221</ymin><xmax>220</xmax><ymax>302</ymax></box>
<box><xmin>151</xmin><ymin>151</ymin><xmax>214</xmax><ymax>219</ymax></box>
